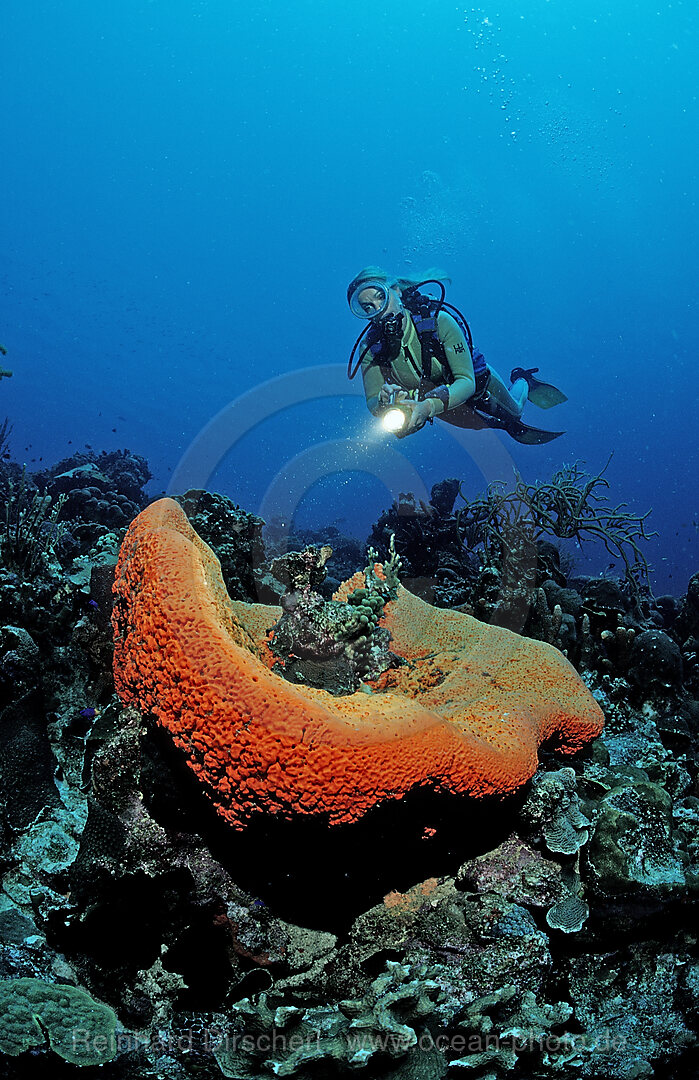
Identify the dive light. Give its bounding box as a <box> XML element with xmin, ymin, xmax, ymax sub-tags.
<box><xmin>380</xmin><ymin>389</ymin><xmax>411</xmax><ymax>433</ymax></box>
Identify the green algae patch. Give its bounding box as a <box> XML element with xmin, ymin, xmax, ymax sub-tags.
<box><xmin>0</xmin><ymin>977</ymin><xmax>118</xmax><ymax>1065</ymax></box>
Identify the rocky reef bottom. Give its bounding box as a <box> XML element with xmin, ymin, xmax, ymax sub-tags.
<box><xmin>0</xmin><ymin>458</ymin><xmax>697</xmax><ymax>1079</ymax></box>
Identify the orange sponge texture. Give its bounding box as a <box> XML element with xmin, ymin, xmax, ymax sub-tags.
<box><xmin>112</xmin><ymin>499</ymin><xmax>604</xmax><ymax>829</ymax></box>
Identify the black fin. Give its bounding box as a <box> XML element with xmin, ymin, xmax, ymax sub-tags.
<box><xmin>475</xmin><ymin>412</ymin><xmax>565</xmax><ymax>444</ymax></box>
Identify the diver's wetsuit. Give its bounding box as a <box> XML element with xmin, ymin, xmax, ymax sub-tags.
<box><xmin>360</xmin><ymin>309</ymin><xmax>525</xmax><ymax>427</ymax></box>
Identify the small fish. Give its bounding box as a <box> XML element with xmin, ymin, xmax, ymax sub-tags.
<box><xmin>79</xmin><ymin>707</ymin><xmax>96</xmax><ymax>719</ymax></box>
<box><xmin>87</xmin><ymin>599</ymin><xmax>99</xmax><ymax>610</ymax></box>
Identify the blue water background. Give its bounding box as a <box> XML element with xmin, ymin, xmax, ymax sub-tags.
<box><xmin>2</xmin><ymin>1</ymin><xmax>697</xmax><ymax>593</ymax></box>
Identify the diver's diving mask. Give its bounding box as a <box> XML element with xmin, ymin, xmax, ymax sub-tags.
<box><xmin>348</xmin><ymin>280</ymin><xmax>392</xmax><ymax>320</ymax></box>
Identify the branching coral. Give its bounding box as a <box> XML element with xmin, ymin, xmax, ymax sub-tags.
<box><xmin>456</xmin><ymin>458</ymin><xmax>655</xmax><ymax>600</ymax></box>
<box><xmin>0</xmin><ymin>417</ymin><xmax>11</xmax><ymax>459</ymax></box>
<box><xmin>1</xmin><ymin>466</ymin><xmax>67</xmax><ymax>577</ymax></box>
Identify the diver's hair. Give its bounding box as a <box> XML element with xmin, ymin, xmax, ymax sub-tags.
<box><xmin>347</xmin><ymin>266</ymin><xmax>451</xmax><ymax>303</ymax></box>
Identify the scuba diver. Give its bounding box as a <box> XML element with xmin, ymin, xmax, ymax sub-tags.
<box><xmin>346</xmin><ymin>267</ymin><xmax>567</xmax><ymax>444</ymax></box>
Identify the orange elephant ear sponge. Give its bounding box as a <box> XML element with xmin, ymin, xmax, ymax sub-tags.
<box><xmin>112</xmin><ymin>499</ymin><xmax>604</xmax><ymax>830</ymax></box>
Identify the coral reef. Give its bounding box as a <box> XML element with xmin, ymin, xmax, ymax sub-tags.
<box><xmin>0</xmin><ymin>450</ymin><xmax>697</xmax><ymax>1079</ymax></box>
<box><xmin>265</xmin><ymin>536</ymin><xmax>402</xmax><ymax>692</ymax></box>
<box><xmin>263</xmin><ymin>515</ymin><xmax>365</xmax><ymax>600</ymax></box>
<box><xmin>111</xmin><ymin>498</ymin><xmax>603</xmax><ymax>829</ymax></box>
<box><xmin>175</xmin><ymin>489</ymin><xmax>265</xmax><ymax>603</ymax></box>
<box><xmin>1</xmin><ymin>467</ymin><xmax>66</xmax><ymax>578</ymax></box>
<box><xmin>0</xmin><ymin>977</ymin><xmax>118</xmax><ymax>1065</ymax></box>
<box><xmin>674</xmin><ymin>570</ymin><xmax>699</xmax><ymax>695</ymax></box>
<box><xmin>32</xmin><ymin>448</ymin><xmax>151</xmax><ymax>555</ymax></box>
<box><xmin>369</xmin><ymin>465</ymin><xmax>657</xmax><ymax>640</ymax></box>
<box><xmin>367</xmin><ymin>479</ymin><xmax>473</xmax><ymax>607</ymax></box>
<box><xmin>455</xmin><ymin>459</ymin><xmax>655</xmax><ymax>602</ymax></box>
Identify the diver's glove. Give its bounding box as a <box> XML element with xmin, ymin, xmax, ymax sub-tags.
<box><xmin>396</xmin><ymin>397</ymin><xmax>441</xmax><ymax>438</ymax></box>
<box><xmin>378</xmin><ymin>382</ymin><xmax>407</xmax><ymax>407</ymax></box>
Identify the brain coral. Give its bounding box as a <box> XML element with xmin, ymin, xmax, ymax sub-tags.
<box><xmin>112</xmin><ymin>499</ymin><xmax>604</xmax><ymax>829</ymax></box>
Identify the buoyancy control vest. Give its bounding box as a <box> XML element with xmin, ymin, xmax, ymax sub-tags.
<box><xmin>347</xmin><ymin>284</ymin><xmax>565</xmax><ymax>444</ymax></box>
<box><xmin>347</xmin><ymin>280</ymin><xmax>489</xmax><ymax>401</ymax></box>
